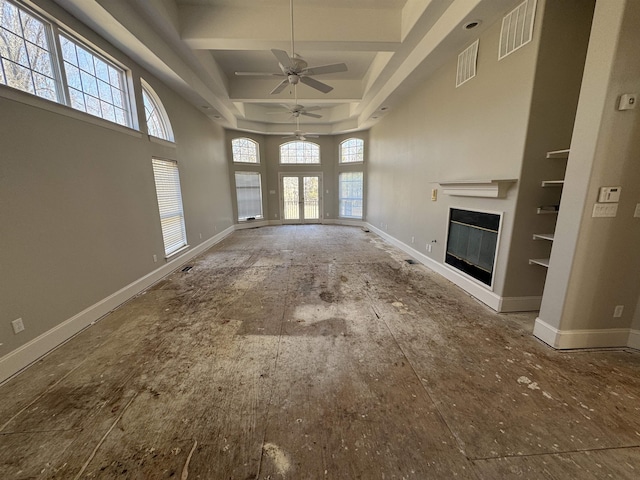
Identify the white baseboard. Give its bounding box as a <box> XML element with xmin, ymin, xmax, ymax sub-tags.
<box><xmin>628</xmin><ymin>329</ymin><xmax>640</xmax><ymax>350</ymax></box>
<box><xmin>366</xmin><ymin>223</ymin><xmax>508</xmax><ymax>312</ymax></box>
<box><xmin>235</xmin><ymin>220</ymin><xmax>271</xmax><ymax>230</ymax></box>
<box><xmin>533</xmin><ymin>317</ymin><xmax>632</xmax><ymax>349</ymax></box>
<box><xmin>323</xmin><ymin>219</ymin><xmax>365</xmax><ymax>227</ymax></box>
<box><xmin>0</xmin><ymin>226</ymin><xmax>234</xmax><ymax>385</ymax></box>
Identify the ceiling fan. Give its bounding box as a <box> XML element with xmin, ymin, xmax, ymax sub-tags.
<box><xmin>282</xmin><ymin>114</ymin><xmax>319</xmax><ymax>141</ymax></box>
<box><xmin>267</xmin><ymin>104</ymin><xmax>322</xmax><ymax>119</ymax></box>
<box><xmin>235</xmin><ymin>0</ymin><xmax>348</xmax><ymax>94</ymax></box>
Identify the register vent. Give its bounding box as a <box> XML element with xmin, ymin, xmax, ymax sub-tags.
<box><xmin>499</xmin><ymin>0</ymin><xmax>537</xmax><ymax>60</ymax></box>
<box><xmin>456</xmin><ymin>40</ymin><xmax>479</xmax><ymax>87</ymax></box>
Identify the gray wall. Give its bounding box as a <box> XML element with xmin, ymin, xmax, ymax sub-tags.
<box><xmin>225</xmin><ymin>130</ymin><xmax>369</xmax><ymax>224</ymax></box>
<box><xmin>539</xmin><ymin>0</ymin><xmax>640</xmax><ymax>333</ymax></box>
<box><xmin>0</xmin><ymin>2</ymin><xmax>232</xmax><ymax>357</ymax></box>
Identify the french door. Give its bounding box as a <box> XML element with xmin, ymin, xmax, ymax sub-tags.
<box><xmin>280</xmin><ymin>174</ymin><xmax>322</xmax><ymax>224</ymax></box>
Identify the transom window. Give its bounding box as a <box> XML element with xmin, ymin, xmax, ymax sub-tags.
<box><xmin>231</xmin><ymin>137</ymin><xmax>259</xmax><ymax>163</ymax></box>
<box><xmin>280</xmin><ymin>141</ymin><xmax>320</xmax><ymax>164</ymax></box>
<box><xmin>0</xmin><ymin>0</ymin><xmax>59</xmax><ymax>101</ymax></box>
<box><xmin>339</xmin><ymin>138</ymin><xmax>364</xmax><ymax>163</ymax></box>
<box><xmin>142</xmin><ymin>80</ymin><xmax>174</xmax><ymax>141</ymax></box>
<box><xmin>0</xmin><ymin>0</ymin><xmax>132</xmax><ymax>127</ymax></box>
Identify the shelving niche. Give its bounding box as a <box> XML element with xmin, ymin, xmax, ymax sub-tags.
<box><xmin>529</xmin><ymin>149</ymin><xmax>569</xmax><ymax>268</ymax></box>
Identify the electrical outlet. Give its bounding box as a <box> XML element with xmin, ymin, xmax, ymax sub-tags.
<box><xmin>153</xmin><ymin>254</ymin><xmax>158</xmax><ymax>263</ymax></box>
<box><xmin>426</xmin><ymin>244</ymin><xmax>432</xmax><ymax>253</ymax></box>
<box><xmin>613</xmin><ymin>305</ymin><xmax>624</xmax><ymax>318</ymax></box>
<box><xmin>199</xmin><ymin>232</ymin><xmax>202</xmax><ymax>239</ymax></box>
<box><xmin>12</xmin><ymin>318</ymin><xmax>25</xmax><ymax>334</ymax></box>
<box><xmin>411</xmin><ymin>236</ymin><xmax>415</xmax><ymax>244</ymax></box>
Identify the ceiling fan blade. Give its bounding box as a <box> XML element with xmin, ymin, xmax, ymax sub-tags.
<box><xmin>235</xmin><ymin>71</ymin><xmax>283</xmax><ymax>77</ymax></box>
<box><xmin>271</xmin><ymin>49</ymin><xmax>294</xmax><ymax>69</ymax></box>
<box><xmin>301</xmin><ymin>111</ymin><xmax>322</xmax><ymax>118</ymax></box>
<box><xmin>270</xmin><ymin>79</ymin><xmax>290</xmax><ymax>95</ymax></box>
<box><xmin>302</xmin><ymin>106</ymin><xmax>322</xmax><ymax>112</ymax></box>
<box><xmin>300</xmin><ymin>75</ymin><xmax>333</xmax><ymax>94</ymax></box>
<box><xmin>302</xmin><ymin>63</ymin><xmax>348</xmax><ymax>76</ymax></box>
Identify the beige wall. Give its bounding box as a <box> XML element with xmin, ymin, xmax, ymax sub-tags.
<box><xmin>225</xmin><ymin>130</ymin><xmax>368</xmax><ymax>224</ymax></box>
<box><xmin>539</xmin><ymin>0</ymin><xmax>640</xmax><ymax>334</ymax></box>
<box><xmin>0</xmin><ymin>3</ymin><xmax>232</xmax><ymax>358</ymax></box>
<box><xmin>367</xmin><ymin>1</ymin><xmax>543</xmax><ymax>298</ymax></box>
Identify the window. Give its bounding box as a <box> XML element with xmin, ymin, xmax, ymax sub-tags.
<box><xmin>280</xmin><ymin>141</ymin><xmax>320</xmax><ymax>164</ymax></box>
<box><xmin>339</xmin><ymin>138</ymin><xmax>364</xmax><ymax>164</ymax></box>
<box><xmin>0</xmin><ymin>0</ymin><xmax>59</xmax><ymax>101</ymax></box>
<box><xmin>235</xmin><ymin>172</ymin><xmax>263</xmax><ymax>221</ymax></box>
<box><xmin>60</xmin><ymin>35</ymin><xmax>129</xmax><ymax>126</ymax></box>
<box><xmin>232</xmin><ymin>137</ymin><xmax>259</xmax><ymax>163</ymax></box>
<box><xmin>339</xmin><ymin>172</ymin><xmax>363</xmax><ymax>219</ymax></box>
<box><xmin>152</xmin><ymin>158</ymin><xmax>187</xmax><ymax>256</ymax></box>
<box><xmin>0</xmin><ymin>0</ymin><xmax>132</xmax><ymax>127</ymax></box>
<box><xmin>142</xmin><ymin>80</ymin><xmax>173</xmax><ymax>141</ymax></box>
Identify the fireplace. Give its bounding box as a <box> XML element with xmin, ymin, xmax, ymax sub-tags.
<box><xmin>445</xmin><ymin>208</ymin><xmax>501</xmax><ymax>287</ymax></box>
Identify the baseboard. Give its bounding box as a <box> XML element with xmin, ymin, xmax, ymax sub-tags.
<box><xmin>628</xmin><ymin>329</ymin><xmax>640</xmax><ymax>350</ymax></box>
<box><xmin>533</xmin><ymin>317</ymin><xmax>632</xmax><ymax>349</ymax></box>
<box><xmin>365</xmin><ymin>223</ymin><xmax>505</xmax><ymax>312</ymax></box>
<box><xmin>323</xmin><ymin>219</ymin><xmax>365</xmax><ymax>227</ymax></box>
<box><xmin>235</xmin><ymin>220</ymin><xmax>271</xmax><ymax>230</ymax></box>
<box><xmin>499</xmin><ymin>296</ymin><xmax>542</xmax><ymax>312</ymax></box>
<box><xmin>0</xmin><ymin>226</ymin><xmax>234</xmax><ymax>385</ymax></box>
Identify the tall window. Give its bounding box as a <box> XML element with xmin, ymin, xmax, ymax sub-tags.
<box><xmin>339</xmin><ymin>138</ymin><xmax>364</xmax><ymax>163</ymax></box>
<box><xmin>339</xmin><ymin>172</ymin><xmax>363</xmax><ymax>219</ymax></box>
<box><xmin>280</xmin><ymin>141</ymin><xmax>320</xmax><ymax>164</ymax></box>
<box><xmin>0</xmin><ymin>0</ymin><xmax>59</xmax><ymax>101</ymax></box>
<box><xmin>235</xmin><ymin>172</ymin><xmax>263</xmax><ymax>221</ymax></box>
<box><xmin>152</xmin><ymin>158</ymin><xmax>187</xmax><ymax>256</ymax></box>
<box><xmin>0</xmin><ymin>0</ymin><xmax>132</xmax><ymax>127</ymax></box>
<box><xmin>232</xmin><ymin>137</ymin><xmax>259</xmax><ymax>163</ymax></box>
<box><xmin>142</xmin><ymin>80</ymin><xmax>173</xmax><ymax>141</ymax></box>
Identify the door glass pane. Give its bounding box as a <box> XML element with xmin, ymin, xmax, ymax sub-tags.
<box><xmin>283</xmin><ymin>176</ymin><xmax>299</xmax><ymax>220</ymax></box>
<box><xmin>303</xmin><ymin>176</ymin><xmax>319</xmax><ymax>220</ymax></box>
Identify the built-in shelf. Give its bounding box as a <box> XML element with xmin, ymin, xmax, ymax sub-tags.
<box><xmin>529</xmin><ymin>258</ymin><xmax>550</xmax><ymax>268</ymax></box>
<box><xmin>533</xmin><ymin>233</ymin><xmax>555</xmax><ymax>241</ymax></box>
<box><xmin>438</xmin><ymin>179</ymin><xmax>517</xmax><ymax>198</ymax></box>
<box><xmin>541</xmin><ymin>180</ymin><xmax>564</xmax><ymax>187</ymax></box>
<box><xmin>546</xmin><ymin>149</ymin><xmax>570</xmax><ymax>159</ymax></box>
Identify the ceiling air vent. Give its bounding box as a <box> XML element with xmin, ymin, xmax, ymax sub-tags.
<box><xmin>456</xmin><ymin>40</ymin><xmax>479</xmax><ymax>88</ymax></box>
<box><xmin>499</xmin><ymin>0</ymin><xmax>537</xmax><ymax>60</ymax></box>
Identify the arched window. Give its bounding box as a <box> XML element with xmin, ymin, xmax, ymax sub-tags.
<box><xmin>280</xmin><ymin>141</ymin><xmax>320</xmax><ymax>164</ymax></box>
<box><xmin>231</xmin><ymin>138</ymin><xmax>259</xmax><ymax>163</ymax></box>
<box><xmin>339</xmin><ymin>138</ymin><xmax>364</xmax><ymax>163</ymax></box>
<box><xmin>141</xmin><ymin>80</ymin><xmax>174</xmax><ymax>141</ymax></box>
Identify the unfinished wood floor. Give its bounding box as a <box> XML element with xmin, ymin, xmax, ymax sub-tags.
<box><xmin>1</xmin><ymin>225</ymin><xmax>639</xmax><ymax>479</ymax></box>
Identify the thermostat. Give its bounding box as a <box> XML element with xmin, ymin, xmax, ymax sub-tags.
<box><xmin>598</xmin><ymin>186</ymin><xmax>621</xmax><ymax>203</ymax></box>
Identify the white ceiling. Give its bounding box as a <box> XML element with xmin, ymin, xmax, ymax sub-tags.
<box><xmin>53</xmin><ymin>0</ymin><xmax>522</xmax><ymax>135</ymax></box>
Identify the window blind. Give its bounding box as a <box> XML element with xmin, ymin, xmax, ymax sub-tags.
<box><xmin>152</xmin><ymin>158</ymin><xmax>187</xmax><ymax>256</ymax></box>
<box><xmin>235</xmin><ymin>172</ymin><xmax>263</xmax><ymax>220</ymax></box>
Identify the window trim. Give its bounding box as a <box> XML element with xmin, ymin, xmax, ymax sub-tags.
<box><xmin>0</xmin><ymin>0</ymin><xmax>135</xmax><ymax>129</ymax></box>
<box><xmin>339</xmin><ymin>138</ymin><xmax>365</xmax><ymax>164</ymax></box>
<box><xmin>231</xmin><ymin>137</ymin><xmax>260</xmax><ymax>164</ymax></box>
<box><xmin>141</xmin><ymin>78</ymin><xmax>174</xmax><ymax>142</ymax></box>
<box><xmin>279</xmin><ymin>140</ymin><xmax>321</xmax><ymax>165</ymax></box>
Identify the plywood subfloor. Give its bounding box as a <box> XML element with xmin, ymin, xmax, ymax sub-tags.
<box><xmin>1</xmin><ymin>225</ymin><xmax>639</xmax><ymax>479</ymax></box>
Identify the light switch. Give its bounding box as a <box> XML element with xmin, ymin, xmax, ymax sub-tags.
<box><xmin>431</xmin><ymin>189</ymin><xmax>438</xmax><ymax>201</ymax></box>
<box><xmin>592</xmin><ymin>203</ymin><xmax>618</xmax><ymax>218</ymax></box>
<box><xmin>598</xmin><ymin>186</ymin><xmax>621</xmax><ymax>203</ymax></box>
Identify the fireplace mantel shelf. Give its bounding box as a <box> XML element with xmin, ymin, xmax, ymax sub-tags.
<box><xmin>438</xmin><ymin>179</ymin><xmax>517</xmax><ymax>198</ymax></box>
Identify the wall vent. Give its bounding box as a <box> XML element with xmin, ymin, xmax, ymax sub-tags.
<box><xmin>499</xmin><ymin>0</ymin><xmax>537</xmax><ymax>60</ymax></box>
<box><xmin>456</xmin><ymin>40</ymin><xmax>479</xmax><ymax>88</ymax></box>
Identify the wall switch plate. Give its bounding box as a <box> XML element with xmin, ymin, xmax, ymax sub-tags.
<box><xmin>426</xmin><ymin>244</ymin><xmax>432</xmax><ymax>253</ymax></box>
<box><xmin>634</xmin><ymin>204</ymin><xmax>640</xmax><ymax>218</ymax></box>
<box><xmin>153</xmin><ymin>254</ymin><xmax>158</xmax><ymax>263</ymax></box>
<box><xmin>411</xmin><ymin>236</ymin><xmax>415</xmax><ymax>244</ymax></box>
<box><xmin>431</xmin><ymin>189</ymin><xmax>438</xmax><ymax>201</ymax></box>
<box><xmin>613</xmin><ymin>305</ymin><xmax>624</xmax><ymax>318</ymax></box>
<box><xmin>618</xmin><ymin>93</ymin><xmax>637</xmax><ymax>110</ymax></box>
<box><xmin>598</xmin><ymin>186</ymin><xmax>621</xmax><ymax>203</ymax></box>
<box><xmin>592</xmin><ymin>203</ymin><xmax>618</xmax><ymax>217</ymax></box>
<box><xmin>12</xmin><ymin>318</ymin><xmax>25</xmax><ymax>334</ymax></box>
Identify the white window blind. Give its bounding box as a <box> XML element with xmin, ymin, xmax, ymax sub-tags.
<box><xmin>152</xmin><ymin>158</ymin><xmax>187</xmax><ymax>256</ymax></box>
<box><xmin>339</xmin><ymin>172</ymin><xmax>363</xmax><ymax>219</ymax></box>
<box><xmin>235</xmin><ymin>172</ymin><xmax>263</xmax><ymax>220</ymax></box>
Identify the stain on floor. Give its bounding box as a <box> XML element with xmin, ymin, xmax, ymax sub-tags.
<box><xmin>1</xmin><ymin>225</ymin><xmax>639</xmax><ymax>479</ymax></box>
